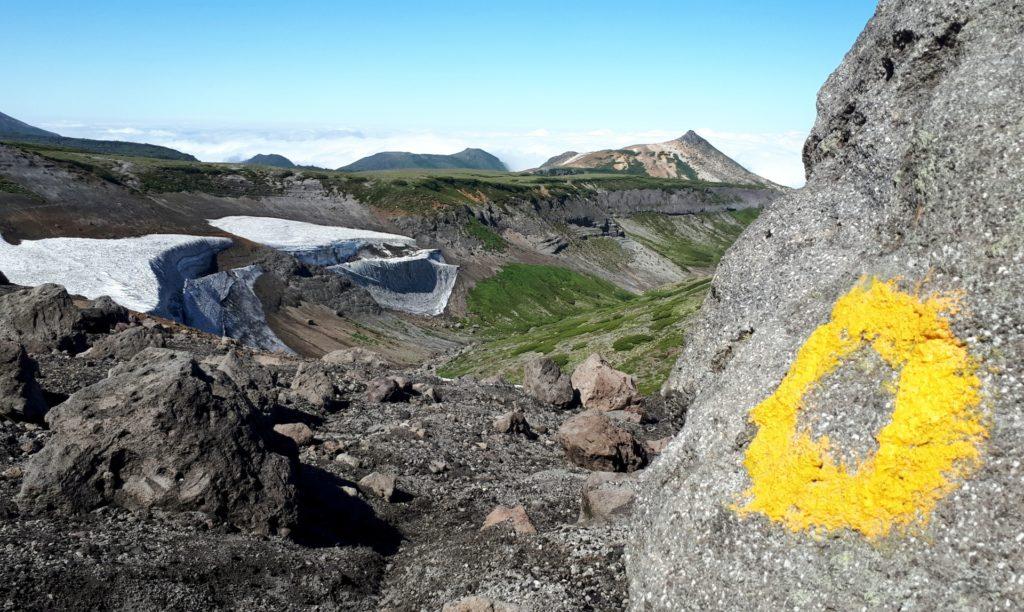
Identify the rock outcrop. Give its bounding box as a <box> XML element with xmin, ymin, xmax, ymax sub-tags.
<box><xmin>570</xmin><ymin>354</ymin><xmax>641</xmax><ymax>412</ymax></box>
<box><xmin>80</xmin><ymin>325</ymin><xmax>166</xmax><ymax>361</ymax></box>
<box><xmin>0</xmin><ymin>284</ymin><xmax>84</xmax><ymax>353</ymax></box>
<box><xmin>629</xmin><ymin>1</ymin><xmax>1024</xmax><ymax>608</ymax></box>
<box><xmin>18</xmin><ymin>348</ymin><xmax>297</xmax><ymax>534</ymax></box>
<box><xmin>522</xmin><ymin>357</ymin><xmax>574</xmax><ymax>407</ymax></box>
<box><xmin>557</xmin><ymin>411</ymin><xmax>647</xmax><ymax>472</ymax></box>
<box><xmin>0</xmin><ymin>341</ymin><xmax>47</xmax><ymax>421</ymax></box>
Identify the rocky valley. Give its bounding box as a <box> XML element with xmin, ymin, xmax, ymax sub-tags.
<box><xmin>1</xmin><ymin>0</ymin><xmax>1022</xmax><ymax>609</ymax></box>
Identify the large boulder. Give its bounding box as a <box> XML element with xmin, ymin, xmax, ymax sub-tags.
<box><xmin>77</xmin><ymin>295</ymin><xmax>129</xmax><ymax>333</ymax></box>
<box><xmin>629</xmin><ymin>1</ymin><xmax>1024</xmax><ymax>609</ymax></box>
<box><xmin>290</xmin><ymin>363</ymin><xmax>343</xmax><ymax>410</ymax></box>
<box><xmin>79</xmin><ymin>325</ymin><xmax>166</xmax><ymax>361</ymax></box>
<box><xmin>522</xmin><ymin>357</ymin><xmax>575</xmax><ymax>407</ymax></box>
<box><xmin>557</xmin><ymin>411</ymin><xmax>646</xmax><ymax>472</ymax></box>
<box><xmin>17</xmin><ymin>348</ymin><xmax>297</xmax><ymax>534</ymax></box>
<box><xmin>570</xmin><ymin>354</ymin><xmax>641</xmax><ymax>412</ymax></box>
<box><xmin>0</xmin><ymin>341</ymin><xmax>47</xmax><ymax>421</ymax></box>
<box><xmin>0</xmin><ymin>284</ymin><xmax>84</xmax><ymax>353</ymax></box>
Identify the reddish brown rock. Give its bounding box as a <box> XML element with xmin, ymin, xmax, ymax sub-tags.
<box><xmin>569</xmin><ymin>353</ymin><xmax>641</xmax><ymax>412</ymax></box>
<box><xmin>273</xmin><ymin>422</ymin><xmax>315</xmax><ymax>447</ymax></box>
<box><xmin>580</xmin><ymin>471</ymin><xmax>636</xmax><ymax>523</ymax></box>
<box><xmin>492</xmin><ymin>411</ymin><xmax>535</xmax><ymax>438</ymax></box>
<box><xmin>556</xmin><ymin>410</ymin><xmax>647</xmax><ymax>472</ymax></box>
<box><xmin>481</xmin><ymin>504</ymin><xmax>536</xmax><ymax>535</ymax></box>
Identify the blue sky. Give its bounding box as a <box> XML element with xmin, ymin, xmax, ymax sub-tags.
<box><xmin>3</xmin><ymin>1</ymin><xmax>877</xmax><ymax>185</ymax></box>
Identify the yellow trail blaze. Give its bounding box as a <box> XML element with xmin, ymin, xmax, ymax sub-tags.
<box><xmin>737</xmin><ymin>278</ymin><xmax>986</xmax><ymax>538</ymax></box>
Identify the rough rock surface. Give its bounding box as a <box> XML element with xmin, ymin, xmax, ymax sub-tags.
<box><xmin>557</xmin><ymin>411</ymin><xmax>647</xmax><ymax>472</ymax></box>
<box><xmin>481</xmin><ymin>505</ymin><xmax>537</xmax><ymax>535</ymax></box>
<box><xmin>442</xmin><ymin>595</ymin><xmax>522</xmax><ymax>612</ymax></box>
<box><xmin>522</xmin><ymin>357</ymin><xmax>575</xmax><ymax>407</ymax></box>
<box><xmin>0</xmin><ymin>341</ymin><xmax>47</xmax><ymax>421</ymax></box>
<box><xmin>17</xmin><ymin>348</ymin><xmax>297</xmax><ymax>534</ymax></box>
<box><xmin>364</xmin><ymin>376</ymin><xmax>408</xmax><ymax>403</ymax></box>
<box><xmin>570</xmin><ymin>353</ymin><xmax>641</xmax><ymax>412</ymax></box>
<box><xmin>492</xmin><ymin>411</ymin><xmax>535</xmax><ymax>438</ymax></box>
<box><xmin>630</xmin><ymin>1</ymin><xmax>1024</xmax><ymax>608</ymax></box>
<box><xmin>77</xmin><ymin>295</ymin><xmax>129</xmax><ymax>333</ymax></box>
<box><xmin>0</xmin><ymin>284</ymin><xmax>84</xmax><ymax>353</ymax></box>
<box><xmin>580</xmin><ymin>472</ymin><xmax>636</xmax><ymax>524</ymax></box>
<box><xmin>80</xmin><ymin>325</ymin><xmax>166</xmax><ymax>361</ymax></box>
<box><xmin>290</xmin><ymin>362</ymin><xmax>342</xmax><ymax>410</ymax></box>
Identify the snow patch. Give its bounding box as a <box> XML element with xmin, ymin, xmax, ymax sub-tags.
<box><xmin>0</xmin><ymin>234</ymin><xmax>231</xmax><ymax>317</ymax></box>
<box><xmin>208</xmin><ymin>216</ymin><xmax>415</xmax><ymax>265</ymax></box>
<box><xmin>334</xmin><ymin>250</ymin><xmax>458</xmax><ymax>316</ymax></box>
<box><xmin>209</xmin><ymin>216</ymin><xmax>459</xmax><ymax>315</ymax></box>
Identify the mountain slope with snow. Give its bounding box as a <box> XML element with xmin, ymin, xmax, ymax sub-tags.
<box><xmin>539</xmin><ymin>130</ymin><xmax>781</xmax><ymax>188</ymax></box>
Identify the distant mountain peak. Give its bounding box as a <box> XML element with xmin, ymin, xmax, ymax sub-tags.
<box><xmin>537</xmin><ymin>130</ymin><xmax>780</xmax><ymax>188</ymax></box>
<box><xmin>677</xmin><ymin>130</ymin><xmax>708</xmax><ymax>145</ymax></box>
<box><xmin>242</xmin><ymin>153</ymin><xmax>295</xmax><ymax>168</ymax></box>
<box><xmin>339</xmin><ymin>148</ymin><xmax>507</xmax><ymax>172</ymax></box>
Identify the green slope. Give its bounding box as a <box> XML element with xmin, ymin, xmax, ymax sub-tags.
<box><xmin>441</xmin><ymin>276</ymin><xmax>710</xmax><ymax>394</ymax></box>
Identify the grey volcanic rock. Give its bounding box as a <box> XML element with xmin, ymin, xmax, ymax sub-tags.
<box><xmin>290</xmin><ymin>362</ymin><xmax>342</xmax><ymax>410</ymax></box>
<box><xmin>523</xmin><ymin>357</ymin><xmax>574</xmax><ymax>407</ymax></box>
<box><xmin>0</xmin><ymin>284</ymin><xmax>84</xmax><ymax>353</ymax></box>
<box><xmin>77</xmin><ymin>296</ymin><xmax>128</xmax><ymax>333</ymax></box>
<box><xmin>80</xmin><ymin>325</ymin><xmax>166</xmax><ymax>361</ymax></box>
<box><xmin>0</xmin><ymin>341</ymin><xmax>46</xmax><ymax>421</ymax></box>
<box><xmin>629</xmin><ymin>1</ymin><xmax>1024</xmax><ymax>609</ymax></box>
<box><xmin>18</xmin><ymin>348</ymin><xmax>297</xmax><ymax>534</ymax></box>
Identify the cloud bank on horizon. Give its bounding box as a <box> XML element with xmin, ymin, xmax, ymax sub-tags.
<box><xmin>48</xmin><ymin>123</ymin><xmax>808</xmax><ymax>188</ymax></box>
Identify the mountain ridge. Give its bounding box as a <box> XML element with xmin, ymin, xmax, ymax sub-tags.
<box><xmin>339</xmin><ymin>147</ymin><xmax>507</xmax><ymax>172</ymax></box>
<box><xmin>0</xmin><ymin>111</ymin><xmax>197</xmax><ymax>161</ymax></box>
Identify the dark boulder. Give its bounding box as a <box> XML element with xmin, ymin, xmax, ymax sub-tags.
<box><xmin>0</xmin><ymin>341</ymin><xmax>47</xmax><ymax>421</ymax></box>
<box><xmin>0</xmin><ymin>284</ymin><xmax>84</xmax><ymax>353</ymax></box>
<box><xmin>79</xmin><ymin>325</ymin><xmax>166</xmax><ymax>361</ymax></box>
<box><xmin>17</xmin><ymin>348</ymin><xmax>297</xmax><ymax>534</ymax></box>
<box><xmin>77</xmin><ymin>295</ymin><xmax>129</xmax><ymax>333</ymax></box>
<box><xmin>522</xmin><ymin>357</ymin><xmax>574</xmax><ymax>408</ymax></box>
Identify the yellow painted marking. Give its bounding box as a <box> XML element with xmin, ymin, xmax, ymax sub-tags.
<box><xmin>736</xmin><ymin>278</ymin><xmax>986</xmax><ymax>538</ymax></box>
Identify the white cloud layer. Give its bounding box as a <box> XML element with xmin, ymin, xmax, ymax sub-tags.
<box><xmin>51</xmin><ymin>123</ymin><xmax>808</xmax><ymax>187</ymax></box>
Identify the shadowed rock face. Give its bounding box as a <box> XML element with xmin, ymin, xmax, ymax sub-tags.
<box><xmin>629</xmin><ymin>0</ymin><xmax>1024</xmax><ymax>609</ymax></box>
<box><xmin>17</xmin><ymin>349</ymin><xmax>298</xmax><ymax>535</ymax></box>
<box><xmin>183</xmin><ymin>265</ymin><xmax>291</xmax><ymax>353</ymax></box>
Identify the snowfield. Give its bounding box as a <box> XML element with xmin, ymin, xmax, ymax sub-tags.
<box><xmin>336</xmin><ymin>250</ymin><xmax>458</xmax><ymax>316</ymax></box>
<box><xmin>208</xmin><ymin>216</ymin><xmax>415</xmax><ymax>266</ymax></box>
<box><xmin>209</xmin><ymin>216</ymin><xmax>459</xmax><ymax>316</ymax></box>
<box><xmin>0</xmin><ymin>234</ymin><xmax>232</xmax><ymax>317</ymax></box>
